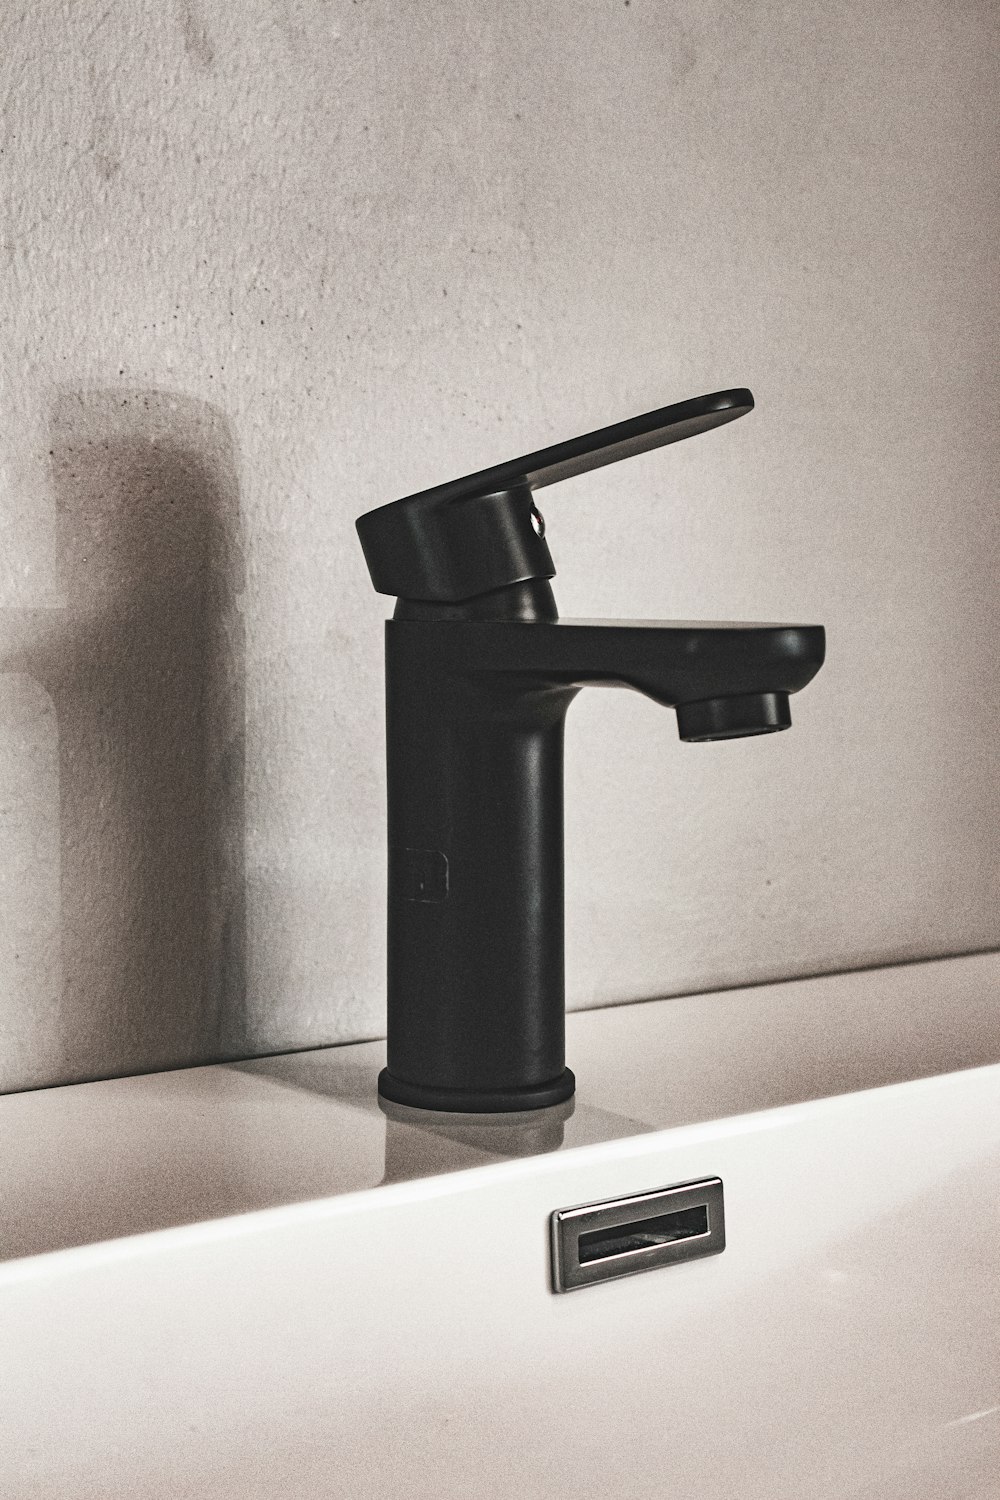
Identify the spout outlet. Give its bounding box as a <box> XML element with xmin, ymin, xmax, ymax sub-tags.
<box><xmin>676</xmin><ymin>691</ymin><xmax>792</xmax><ymax>742</ymax></box>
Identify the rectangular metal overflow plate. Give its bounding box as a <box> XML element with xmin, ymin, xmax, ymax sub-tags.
<box><xmin>550</xmin><ymin>1177</ymin><xmax>725</xmax><ymax>1292</ymax></box>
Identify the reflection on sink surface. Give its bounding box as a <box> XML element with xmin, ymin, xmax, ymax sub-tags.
<box><xmin>4</xmin><ymin>950</ymin><xmax>1000</xmax><ymax>1263</ymax></box>
<box><xmin>2</xmin><ymin>952</ymin><xmax>1000</xmax><ymax>1497</ymax></box>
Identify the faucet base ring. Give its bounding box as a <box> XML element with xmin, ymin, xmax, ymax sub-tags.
<box><xmin>377</xmin><ymin>1067</ymin><xmax>576</xmax><ymax>1114</ymax></box>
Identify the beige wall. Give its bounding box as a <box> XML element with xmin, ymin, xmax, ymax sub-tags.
<box><xmin>0</xmin><ymin>1</ymin><xmax>997</xmax><ymax>1091</ymax></box>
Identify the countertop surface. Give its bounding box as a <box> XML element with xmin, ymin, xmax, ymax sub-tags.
<box><xmin>2</xmin><ymin>950</ymin><xmax>998</xmax><ymax>1263</ymax></box>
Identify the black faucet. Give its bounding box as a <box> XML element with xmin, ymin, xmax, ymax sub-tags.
<box><xmin>356</xmin><ymin>389</ymin><xmax>825</xmax><ymax>1113</ymax></box>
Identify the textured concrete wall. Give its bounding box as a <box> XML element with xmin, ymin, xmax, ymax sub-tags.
<box><xmin>0</xmin><ymin>1</ymin><xmax>997</xmax><ymax>1091</ymax></box>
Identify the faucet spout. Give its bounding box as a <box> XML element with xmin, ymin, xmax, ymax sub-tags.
<box><xmin>379</xmin><ymin>613</ymin><xmax>824</xmax><ymax>1113</ymax></box>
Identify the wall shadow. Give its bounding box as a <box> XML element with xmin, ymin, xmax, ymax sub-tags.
<box><xmin>0</xmin><ymin>389</ymin><xmax>246</xmax><ymax>1088</ymax></box>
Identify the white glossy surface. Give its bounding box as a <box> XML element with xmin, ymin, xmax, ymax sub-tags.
<box><xmin>3</xmin><ymin>953</ymin><xmax>1000</xmax><ymax>1495</ymax></box>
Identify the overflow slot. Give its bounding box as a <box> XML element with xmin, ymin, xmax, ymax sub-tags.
<box><xmin>550</xmin><ymin>1178</ymin><xmax>724</xmax><ymax>1292</ymax></box>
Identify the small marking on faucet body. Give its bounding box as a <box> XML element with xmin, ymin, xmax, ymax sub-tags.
<box><xmin>399</xmin><ymin>847</ymin><xmax>449</xmax><ymax>903</ymax></box>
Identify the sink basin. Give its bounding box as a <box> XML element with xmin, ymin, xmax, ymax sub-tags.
<box><xmin>2</xmin><ymin>952</ymin><xmax>1000</xmax><ymax>1497</ymax></box>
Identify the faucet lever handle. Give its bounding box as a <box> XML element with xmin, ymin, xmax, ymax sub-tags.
<box><xmin>356</xmin><ymin>387</ymin><xmax>753</xmax><ymax>603</ymax></box>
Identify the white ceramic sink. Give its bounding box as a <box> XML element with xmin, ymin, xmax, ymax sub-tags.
<box><xmin>3</xmin><ymin>952</ymin><xmax>1000</xmax><ymax>1497</ymax></box>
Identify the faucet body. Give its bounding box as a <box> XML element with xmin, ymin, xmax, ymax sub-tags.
<box><xmin>385</xmin><ymin>587</ymin><xmax>576</xmax><ymax>1111</ymax></box>
<box><xmin>358</xmin><ymin>390</ymin><xmax>826</xmax><ymax>1111</ymax></box>
<box><xmin>381</xmin><ymin>580</ymin><xmax>823</xmax><ymax>1112</ymax></box>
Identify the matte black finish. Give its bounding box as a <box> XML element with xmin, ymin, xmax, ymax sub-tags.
<box><xmin>356</xmin><ymin>387</ymin><xmax>826</xmax><ymax>1112</ymax></box>
<box><xmin>378</xmin><ymin>616</ymin><xmax>824</xmax><ymax>1111</ymax></box>
<box><xmin>357</xmin><ymin>388</ymin><xmax>753</xmax><ymax>602</ymax></box>
<box><xmin>675</xmin><ymin>690</ymin><xmax>792</xmax><ymax>741</ymax></box>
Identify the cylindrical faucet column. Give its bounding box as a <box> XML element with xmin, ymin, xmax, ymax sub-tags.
<box><xmin>380</xmin><ymin>621</ymin><xmax>577</xmax><ymax>1111</ymax></box>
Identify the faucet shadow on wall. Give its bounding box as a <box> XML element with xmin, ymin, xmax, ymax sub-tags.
<box><xmin>0</xmin><ymin>389</ymin><xmax>247</xmax><ymax>1088</ymax></box>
